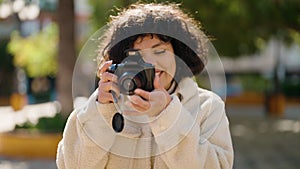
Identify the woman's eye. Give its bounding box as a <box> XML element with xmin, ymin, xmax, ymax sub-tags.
<box><xmin>154</xmin><ymin>49</ymin><xmax>166</xmax><ymax>55</ymax></box>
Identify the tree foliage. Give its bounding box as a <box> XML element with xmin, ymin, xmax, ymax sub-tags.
<box><xmin>87</xmin><ymin>0</ymin><xmax>300</xmax><ymax>57</ymax></box>
<box><xmin>87</xmin><ymin>0</ymin><xmax>133</xmax><ymax>32</ymax></box>
<box><xmin>185</xmin><ymin>0</ymin><xmax>300</xmax><ymax>56</ymax></box>
<box><xmin>8</xmin><ymin>23</ymin><xmax>58</xmax><ymax>77</ymax></box>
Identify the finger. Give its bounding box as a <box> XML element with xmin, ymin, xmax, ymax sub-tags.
<box><xmin>98</xmin><ymin>60</ymin><xmax>113</xmax><ymax>77</ymax></box>
<box><xmin>128</xmin><ymin>95</ymin><xmax>150</xmax><ymax>109</ymax></box>
<box><xmin>129</xmin><ymin>101</ymin><xmax>145</xmax><ymax>111</ymax></box>
<box><xmin>98</xmin><ymin>80</ymin><xmax>120</xmax><ymax>104</ymax></box>
<box><xmin>97</xmin><ymin>90</ymin><xmax>114</xmax><ymax>103</ymax></box>
<box><xmin>99</xmin><ymin>81</ymin><xmax>120</xmax><ymax>95</ymax></box>
<box><xmin>124</xmin><ymin>101</ymin><xmax>149</xmax><ymax>113</ymax></box>
<box><xmin>134</xmin><ymin>89</ymin><xmax>150</xmax><ymax>101</ymax></box>
<box><xmin>153</xmin><ymin>74</ymin><xmax>162</xmax><ymax>89</ymax></box>
<box><xmin>99</xmin><ymin>72</ymin><xmax>118</xmax><ymax>83</ymax></box>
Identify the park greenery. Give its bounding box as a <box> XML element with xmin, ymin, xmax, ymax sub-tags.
<box><xmin>88</xmin><ymin>0</ymin><xmax>300</xmax><ymax>57</ymax></box>
<box><xmin>1</xmin><ymin>0</ymin><xmax>299</xmax><ymax>120</ymax></box>
<box><xmin>8</xmin><ymin>23</ymin><xmax>58</xmax><ymax>78</ymax></box>
<box><xmin>3</xmin><ymin>1</ymin><xmax>300</xmax><ymax>79</ymax></box>
<box><xmin>5</xmin><ymin>0</ymin><xmax>299</xmax><ymax>77</ymax></box>
<box><xmin>15</xmin><ymin>113</ymin><xmax>66</xmax><ymax>133</ymax></box>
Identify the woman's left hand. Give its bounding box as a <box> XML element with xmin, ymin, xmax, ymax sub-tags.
<box><xmin>124</xmin><ymin>75</ymin><xmax>172</xmax><ymax>117</ymax></box>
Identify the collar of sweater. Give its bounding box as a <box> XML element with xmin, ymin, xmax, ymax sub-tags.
<box><xmin>174</xmin><ymin>77</ymin><xmax>199</xmax><ymax>104</ymax></box>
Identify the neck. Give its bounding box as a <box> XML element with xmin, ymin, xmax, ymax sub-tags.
<box><xmin>166</xmin><ymin>79</ymin><xmax>177</xmax><ymax>94</ymax></box>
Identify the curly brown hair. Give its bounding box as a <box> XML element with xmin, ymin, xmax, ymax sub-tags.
<box><xmin>97</xmin><ymin>2</ymin><xmax>209</xmax><ymax>81</ymax></box>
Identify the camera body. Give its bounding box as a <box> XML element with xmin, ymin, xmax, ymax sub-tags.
<box><xmin>108</xmin><ymin>50</ymin><xmax>155</xmax><ymax>95</ymax></box>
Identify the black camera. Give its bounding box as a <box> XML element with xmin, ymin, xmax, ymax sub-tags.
<box><xmin>108</xmin><ymin>50</ymin><xmax>155</xmax><ymax>95</ymax></box>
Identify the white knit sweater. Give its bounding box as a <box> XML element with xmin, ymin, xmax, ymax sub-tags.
<box><xmin>56</xmin><ymin>77</ymin><xmax>234</xmax><ymax>169</ymax></box>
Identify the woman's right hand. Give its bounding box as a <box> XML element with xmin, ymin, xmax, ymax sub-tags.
<box><xmin>97</xmin><ymin>60</ymin><xmax>120</xmax><ymax>104</ymax></box>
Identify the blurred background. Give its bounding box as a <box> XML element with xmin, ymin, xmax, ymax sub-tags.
<box><xmin>0</xmin><ymin>0</ymin><xmax>299</xmax><ymax>168</ymax></box>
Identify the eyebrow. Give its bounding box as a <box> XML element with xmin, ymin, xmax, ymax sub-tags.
<box><xmin>134</xmin><ymin>42</ymin><xmax>165</xmax><ymax>50</ymax></box>
<box><xmin>152</xmin><ymin>42</ymin><xmax>164</xmax><ymax>48</ymax></box>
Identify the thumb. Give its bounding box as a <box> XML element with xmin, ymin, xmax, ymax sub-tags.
<box><xmin>153</xmin><ymin>74</ymin><xmax>162</xmax><ymax>89</ymax></box>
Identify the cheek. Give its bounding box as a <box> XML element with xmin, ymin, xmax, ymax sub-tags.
<box><xmin>166</xmin><ymin>56</ymin><xmax>176</xmax><ymax>76</ymax></box>
<box><xmin>162</xmin><ymin>71</ymin><xmax>174</xmax><ymax>90</ymax></box>
<box><xmin>156</xmin><ymin>53</ymin><xmax>176</xmax><ymax>77</ymax></box>
<box><xmin>161</xmin><ymin>58</ymin><xmax>176</xmax><ymax>83</ymax></box>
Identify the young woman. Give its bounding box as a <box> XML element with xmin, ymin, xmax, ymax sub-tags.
<box><xmin>56</xmin><ymin>2</ymin><xmax>234</xmax><ymax>169</ymax></box>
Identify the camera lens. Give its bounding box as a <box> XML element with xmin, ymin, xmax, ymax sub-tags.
<box><xmin>119</xmin><ymin>72</ymin><xmax>142</xmax><ymax>95</ymax></box>
<box><xmin>122</xmin><ymin>78</ymin><xmax>136</xmax><ymax>92</ymax></box>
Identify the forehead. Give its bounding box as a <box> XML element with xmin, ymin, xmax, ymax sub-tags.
<box><xmin>133</xmin><ymin>35</ymin><xmax>170</xmax><ymax>49</ymax></box>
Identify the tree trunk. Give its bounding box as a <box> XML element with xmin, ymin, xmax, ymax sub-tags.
<box><xmin>57</xmin><ymin>0</ymin><xmax>76</xmax><ymax>118</ymax></box>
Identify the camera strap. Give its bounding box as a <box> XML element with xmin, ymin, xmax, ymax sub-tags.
<box><xmin>111</xmin><ymin>91</ymin><xmax>125</xmax><ymax>133</ymax></box>
<box><xmin>167</xmin><ymin>79</ymin><xmax>178</xmax><ymax>95</ymax></box>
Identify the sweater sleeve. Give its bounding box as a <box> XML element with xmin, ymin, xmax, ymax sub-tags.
<box><xmin>56</xmin><ymin>109</ymin><xmax>110</xmax><ymax>169</ymax></box>
<box><xmin>56</xmin><ymin>92</ymin><xmax>117</xmax><ymax>169</ymax></box>
<box><xmin>150</xmin><ymin>92</ymin><xmax>234</xmax><ymax>169</ymax></box>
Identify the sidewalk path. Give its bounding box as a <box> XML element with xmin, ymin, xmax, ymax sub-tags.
<box><xmin>227</xmin><ymin>104</ymin><xmax>300</xmax><ymax>169</ymax></box>
<box><xmin>0</xmin><ymin>157</ymin><xmax>56</xmax><ymax>169</ymax></box>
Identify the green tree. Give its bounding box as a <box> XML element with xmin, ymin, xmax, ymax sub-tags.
<box><xmin>0</xmin><ymin>39</ymin><xmax>14</xmax><ymax>98</ymax></box>
<box><xmin>88</xmin><ymin>0</ymin><xmax>300</xmax><ymax>57</ymax></box>
<box><xmin>57</xmin><ymin>0</ymin><xmax>76</xmax><ymax>118</ymax></box>
<box><xmin>8</xmin><ymin>23</ymin><xmax>58</xmax><ymax>77</ymax></box>
<box><xmin>184</xmin><ymin>0</ymin><xmax>300</xmax><ymax>56</ymax></box>
<box><xmin>88</xmin><ymin>0</ymin><xmax>133</xmax><ymax>32</ymax></box>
